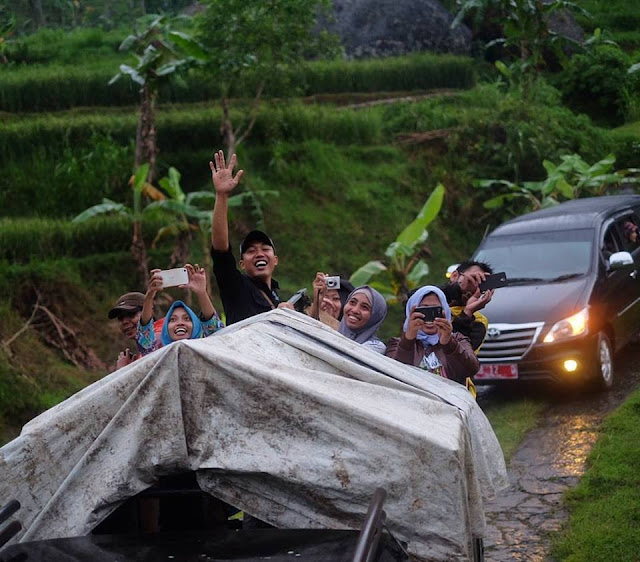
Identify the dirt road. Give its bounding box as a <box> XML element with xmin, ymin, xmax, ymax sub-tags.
<box><xmin>478</xmin><ymin>346</ymin><xmax>640</xmax><ymax>561</ymax></box>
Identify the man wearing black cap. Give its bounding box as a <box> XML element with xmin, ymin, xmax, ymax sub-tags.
<box><xmin>108</xmin><ymin>292</ymin><xmax>146</xmax><ymax>367</ymax></box>
<box><xmin>209</xmin><ymin>150</ymin><xmax>289</xmax><ymax>324</ymax></box>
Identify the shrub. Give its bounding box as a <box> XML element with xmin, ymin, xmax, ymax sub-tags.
<box><xmin>557</xmin><ymin>45</ymin><xmax>640</xmax><ymax>125</ymax></box>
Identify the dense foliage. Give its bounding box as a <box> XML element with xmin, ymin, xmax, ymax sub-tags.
<box><xmin>1</xmin><ymin>0</ymin><xmax>639</xmax><ymax>451</ymax></box>
<box><xmin>557</xmin><ymin>44</ymin><xmax>640</xmax><ymax>124</ymax></box>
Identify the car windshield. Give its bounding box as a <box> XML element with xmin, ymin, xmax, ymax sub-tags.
<box><xmin>475</xmin><ymin>228</ymin><xmax>594</xmax><ymax>284</ymax></box>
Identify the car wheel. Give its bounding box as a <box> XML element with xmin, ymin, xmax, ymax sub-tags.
<box><xmin>593</xmin><ymin>332</ymin><xmax>614</xmax><ymax>390</ymax></box>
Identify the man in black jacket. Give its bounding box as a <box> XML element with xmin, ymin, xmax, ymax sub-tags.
<box><xmin>209</xmin><ymin>150</ymin><xmax>292</xmax><ymax>325</ymax></box>
<box><xmin>441</xmin><ymin>260</ymin><xmax>494</xmax><ymax>352</ymax></box>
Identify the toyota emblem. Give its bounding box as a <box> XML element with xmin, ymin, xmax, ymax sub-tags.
<box><xmin>487</xmin><ymin>327</ymin><xmax>501</xmax><ymax>339</ymax></box>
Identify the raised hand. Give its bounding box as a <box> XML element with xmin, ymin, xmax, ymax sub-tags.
<box><xmin>147</xmin><ymin>269</ymin><xmax>163</xmax><ymax>297</ymax></box>
<box><xmin>434</xmin><ymin>317</ymin><xmax>452</xmax><ymax>345</ymax></box>
<box><xmin>209</xmin><ymin>150</ymin><xmax>244</xmax><ymax>196</ymax></box>
<box><xmin>116</xmin><ymin>348</ymin><xmax>135</xmax><ymax>369</ymax></box>
<box><xmin>458</xmin><ymin>269</ymin><xmax>487</xmax><ymax>297</ymax></box>
<box><xmin>183</xmin><ymin>263</ymin><xmax>207</xmax><ymax>296</ymax></box>
<box><xmin>405</xmin><ymin>306</ymin><xmax>427</xmax><ymax>341</ymax></box>
<box><xmin>464</xmin><ymin>289</ymin><xmax>494</xmax><ymax>316</ymax></box>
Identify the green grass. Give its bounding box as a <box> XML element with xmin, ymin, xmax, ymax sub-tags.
<box><xmin>0</xmin><ymin>52</ymin><xmax>475</xmax><ymax>113</ymax></box>
<box><xmin>482</xmin><ymin>398</ymin><xmax>546</xmax><ymax>461</ymax></box>
<box><xmin>576</xmin><ymin>0</ymin><xmax>640</xmax><ymax>52</ymax></box>
<box><xmin>552</xmin><ymin>386</ymin><xmax>640</xmax><ymax>561</ymax></box>
<box><xmin>0</xmin><ymin>82</ymin><xmax>624</xmax><ymax>219</ymax></box>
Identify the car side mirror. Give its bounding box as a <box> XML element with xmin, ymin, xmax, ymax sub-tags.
<box><xmin>609</xmin><ymin>251</ymin><xmax>634</xmax><ymax>271</ymax></box>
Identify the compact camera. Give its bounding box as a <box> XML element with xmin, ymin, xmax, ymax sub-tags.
<box><xmin>325</xmin><ymin>276</ymin><xmax>341</xmax><ymax>290</ymax></box>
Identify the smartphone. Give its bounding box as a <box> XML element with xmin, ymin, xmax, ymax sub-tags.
<box><xmin>415</xmin><ymin>305</ymin><xmax>443</xmax><ymax>322</ymax></box>
<box><xmin>478</xmin><ymin>272</ymin><xmax>508</xmax><ymax>292</ymax></box>
<box><xmin>159</xmin><ymin>267</ymin><xmax>189</xmax><ymax>288</ymax></box>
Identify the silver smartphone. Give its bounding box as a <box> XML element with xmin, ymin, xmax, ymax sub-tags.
<box><xmin>159</xmin><ymin>267</ymin><xmax>189</xmax><ymax>288</ymax></box>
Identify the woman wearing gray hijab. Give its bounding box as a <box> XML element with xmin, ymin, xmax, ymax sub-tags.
<box><xmin>338</xmin><ymin>285</ymin><xmax>388</xmax><ymax>354</ymax></box>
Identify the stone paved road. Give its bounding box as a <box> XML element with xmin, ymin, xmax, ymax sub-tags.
<box><xmin>478</xmin><ymin>346</ymin><xmax>640</xmax><ymax>562</ymax></box>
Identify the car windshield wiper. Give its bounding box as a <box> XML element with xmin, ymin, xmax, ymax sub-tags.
<box><xmin>548</xmin><ymin>273</ymin><xmax>584</xmax><ymax>283</ymax></box>
<box><xmin>507</xmin><ymin>277</ymin><xmax>545</xmax><ymax>284</ymax></box>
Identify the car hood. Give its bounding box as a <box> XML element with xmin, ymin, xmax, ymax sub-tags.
<box><xmin>480</xmin><ymin>279</ymin><xmax>589</xmax><ymax>325</ymax></box>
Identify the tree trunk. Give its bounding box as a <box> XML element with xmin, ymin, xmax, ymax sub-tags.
<box><xmin>170</xmin><ymin>229</ymin><xmax>191</xmax><ymax>268</ymax></box>
<box><xmin>221</xmin><ymin>97</ymin><xmax>236</xmax><ymax>156</ymax></box>
<box><xmin>131</xmin><ymin>220</ymin><xmax>149</xmax><ymax>286</ymax></box>
<box><xmin>30</xmin><ymin>0</ymin><xmax>46</xmax><ymax>28</ymax></box>
<box><xmin>135</xmin><ymin>83</ymin><xmax>158</xmax><ymax>182</ymax></box>
<box><xmin>140</xmin><ymin>0</ymin><xmax>146</xmax><ymax>15</ymax></box>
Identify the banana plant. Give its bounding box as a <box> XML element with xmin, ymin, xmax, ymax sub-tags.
<box><xmin>74</xmin><ymin>163</ymin><xmax>161</xmax><ymax>282</ymax></box>
<box><xmin>74</xmin><ymin>162</ymin><xmax>279</xmax><ymax>287</ymax></box>
<box><xmin>350</xmin><ymin>184</ymin><xmax>445</xmax><ymax>305</ymax></box>
<box><xmin>110</xmin><ymin>14</ymin><xmax>207</xmax><ymax>182</ymax></box>
<box><xmin>479</xmin><ymin>153</ymin><xmax>636</xmax><ymax>215</ymax></box>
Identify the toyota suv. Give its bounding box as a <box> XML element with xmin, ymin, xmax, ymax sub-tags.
<box><xmin>467</xmin><ymin>195</ymin><xmax>640</xmax><ymax>390</ymax></box>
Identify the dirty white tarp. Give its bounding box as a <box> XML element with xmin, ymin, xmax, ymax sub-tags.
<box><xmin>0</xmin><ymin>309</ymin><xmax>508</xmax><ymax>561</ymax></box>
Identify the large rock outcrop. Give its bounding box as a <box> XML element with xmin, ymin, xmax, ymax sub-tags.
<box><xmin>326</xmin><ymin>0</ymin><xmax>472</xmax><ymax>57</ymax></box>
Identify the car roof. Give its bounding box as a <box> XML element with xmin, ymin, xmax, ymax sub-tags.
<box><xmin>488</xmin><ymin>195</ymin><xmax>640</xmax><ymax>236</ymax></box>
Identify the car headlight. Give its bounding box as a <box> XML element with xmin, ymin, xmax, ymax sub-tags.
<box><xmin>543</xmin><ymin>307</ymin><xmax>589</xmax><ymax>343</ymax></box>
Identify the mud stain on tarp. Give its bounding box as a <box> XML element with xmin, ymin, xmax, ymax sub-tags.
<box><xmin>479</xmin><ymin>347</ymin><xmax>640</xmax><ymax>561</ymax></box>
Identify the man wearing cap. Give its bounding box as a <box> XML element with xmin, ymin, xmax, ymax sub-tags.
<box><xmin>209</xmin><ymin>150</ymin><xmax>291</xmax><ymax>324</ymax></box>
<box><xmin>108</xmin><ymin>292</ymin><xmax>146</xmax><ymax>368</ymax></box>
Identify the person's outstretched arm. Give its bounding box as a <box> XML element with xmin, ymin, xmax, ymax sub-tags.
<box><xmin>185</xmin><ymin>264</ymin><xmax>215</xmax><ymax>320</ymax></box>
<box><xmin>137</xmin><ymin>269</ymin><xmax>163</xmax><ymax>354</ymax></box>
<box><xmin>210</xmin><ymin>150</ymin><xmax>244</xmax><ymax>251</ymax></box>
<box><xmin>184</xmin><ymin>263</ymin><xmax>225</xmax><ymax>335</ymax></box>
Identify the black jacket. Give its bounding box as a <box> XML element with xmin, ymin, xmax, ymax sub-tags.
<box><xmin>211</xmin><ymin>246</ymin><xmax>280</xmax><ymax>325</ymax></box>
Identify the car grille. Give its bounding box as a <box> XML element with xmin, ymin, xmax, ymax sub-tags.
<box><xmin>478</xmin><ymin>322</ymin><xmax>544</xmax><ymax>361</ymax></box>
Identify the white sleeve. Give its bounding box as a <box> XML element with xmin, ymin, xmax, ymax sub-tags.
<box><xmin>362</xmin><ymin>338</ymin><xmax>386</xmax><ymax>354</ymax></box>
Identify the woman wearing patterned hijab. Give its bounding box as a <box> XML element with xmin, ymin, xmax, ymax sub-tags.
<box><xmin>385</xmin><ymin>285</ymin><xmax>478</xmax><ymax>384</ymax></box>
<box><xmin>338</xmin><ymin>285</ymin><xmax>388</xmax><ymax>354</ymax></box>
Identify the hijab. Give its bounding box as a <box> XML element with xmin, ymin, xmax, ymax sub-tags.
<box><xmin>338</xmin><ymin>285</ymin><xmax>387</xmax><ymax>344</ymax></box>
<box><xmin>161</xmin><ymin>300</ymin><xmax>202</xmax><ymax>345</ymax></box>
<box><xmin>403</xmin><ymin>285</ymin><xmax>451</xmax><ymax>347</ymax></box>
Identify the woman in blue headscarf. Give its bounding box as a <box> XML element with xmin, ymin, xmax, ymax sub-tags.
<box><xmin>136</xmin><ymin>264</ymin><xmax>224</xmax><ymax>356</ymax></box>
<box><xmin>385</xmin><ymin>285</ymin><xmax>478</xmax><ymax>384</ymax></box>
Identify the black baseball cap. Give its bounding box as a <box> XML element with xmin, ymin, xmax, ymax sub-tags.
<box><xmin>108</xmin><ymin>292</ymin><xmax>145</xmax><ymax>319</ymax></box>
<box><xmin>240</xmin><ymin>230</ymin><xmax>275</xmax><ymax>255</ymax></box>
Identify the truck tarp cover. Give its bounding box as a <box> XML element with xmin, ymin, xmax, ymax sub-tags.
<box><xmin>0</xmin><ymin>310</ymin><xmax>508</xmax><ymax>561</ymax></box>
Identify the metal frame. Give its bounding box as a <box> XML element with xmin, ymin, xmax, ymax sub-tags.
<box><xmin>0</xmin><ymin>500</ymin><xmax>21</xmax><ymax>548</ymax></box>
<box><xmin>352</xmin><ymin>488</ymin><xmax>387</xmax><ymax>562</ymax></box>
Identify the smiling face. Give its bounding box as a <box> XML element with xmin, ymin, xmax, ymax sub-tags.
<box><xmin>343</xmin><ymin>292</ymin><xmax>372</xmax><ymax>331</ymax></box>
<box><xmin>418</xmin><ymin>293</ymin><xmax>442</xmax><ymax>335</ymax></box>
<box><xmin>167</xmin><ymin>307</ymin><xmax>193</xmax><ymax>341</ymax></box>
<box><xmin>240</xmin><ymin>242</ymin><xmax>278</xmax><ymax>282</ymax></box>
<box><xmin>117</xmin><ymin>310</ymin><xmax>142</xmax><ymax>339</ymax></box>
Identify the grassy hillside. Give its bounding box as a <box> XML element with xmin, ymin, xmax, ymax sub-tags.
<box><xmin>1</xmin><ymin>4</ymin><xmax>639</xmax><ymax>447</ymax></box>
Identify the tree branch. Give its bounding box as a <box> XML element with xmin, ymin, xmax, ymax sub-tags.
<box><xmin>1</xmin><ymin>296</ymin><xmax>41</xmax><ymax>357</ymax></box>
<box><xmin>234</xmin><ymin>80</ymin><xmax>265</xmax><ymax>149</ymax></box>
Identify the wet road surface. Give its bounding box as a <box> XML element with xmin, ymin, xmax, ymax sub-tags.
<box><xmin>478</xmin><ymin>346</ymin><xmax>640</xmax><ymax>561</ymax></box>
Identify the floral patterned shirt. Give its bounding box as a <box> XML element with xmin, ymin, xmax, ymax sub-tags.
<box><xmin>136</xmin><ymin>314</ymin><xmax>224</xmax><ymax>356</ymax></box>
